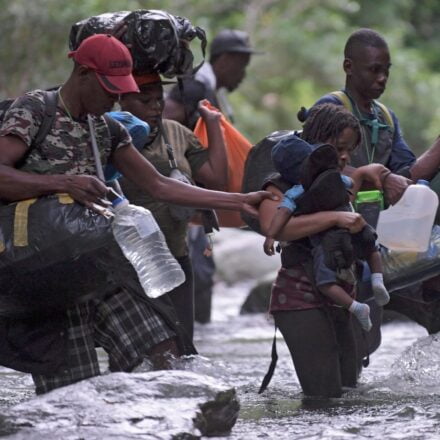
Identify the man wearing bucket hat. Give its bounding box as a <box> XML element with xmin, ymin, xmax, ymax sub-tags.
<box><xmin>117</xmin><ymin>72</ymin><xmax>228</xmax><ymax>342</ymax></box>
<box><xmin>0</xmin><ymin>34</ymin><xmax>272</xmax><ymax>394</ymax></box>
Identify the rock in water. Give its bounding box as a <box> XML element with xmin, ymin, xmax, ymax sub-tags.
<box><xmin>0</xmin><ymin>370</ymin><xmax>240</xmax><ymax>439</ymax></box>
<box><xmin>240</xmin><ymin>272</ymin><xmax>276</xmax><ymax>314</ymax></box>
<box><xmin>213</xmin><ymin>228</ymin><xmax>280</xmax><ymax>285</ymax></box>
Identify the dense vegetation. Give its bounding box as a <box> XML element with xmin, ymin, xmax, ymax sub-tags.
<box><xmin>1</xmin><ymin>0</ymin><xmax>439</xmax><ymax>155</ymax></box>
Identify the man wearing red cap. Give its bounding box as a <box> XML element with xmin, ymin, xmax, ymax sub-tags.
<box><xmin>0</xmin><ymin>34</ymin><xmax>272</xmax><ymax>394</ymax></box>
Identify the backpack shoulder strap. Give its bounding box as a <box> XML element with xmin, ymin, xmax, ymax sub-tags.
<box><xmin>5</xmin><ymin>90</ymin><xmax>58</xmax><ymax>170</ymax></box>
<box><xmin>32</xmin><ymin>90</ymin><xmax>58</xmax><ymax>148</ymax></box>
<box><xmin>373</xmin><ymin>100</ymin><xmax>395</xmax><ymax>131</ymax></box>
<box><xmin>0</xmin><ymin>99</ymin><xmax>16</xmax><ymax>122</ymax></box>
<box><xmin>329</xmin><ymin>90</ymin><xmax>394</xmax><ymax>130</ymax></box>
<box><xmin>103</xmin><ymin>113</ymin><xmax>121</xmax><ymax>152</ymax></box>
<box><xmin>329</xmin><ymin>90</ymin><xmax>353</xmax><ymax>113</ymax></box>
<box><xmin>258</xmin><ymin>325</ymin><xmax>278</xmax><ymax>394</ymax></box>
<box><xmin>330</xmin><ymin>91</ymin><xmax>394</xmax><ymax>132</ymax></box>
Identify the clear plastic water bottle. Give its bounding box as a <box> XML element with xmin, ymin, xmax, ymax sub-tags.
<box><xmin>111</xmin><ymin>196</ymin><xmax>185</xmax><ymax>298</ymax></box>
<box><xmin>377</xmin><ymin>179</ymin><xmax>439</xmax><ymax>252</ymax></box>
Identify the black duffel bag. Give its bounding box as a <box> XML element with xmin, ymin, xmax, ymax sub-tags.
<box><xmin>382</xmin><ymin>225</ymin><xmax>440</xmax><ymax>292</ymax></box>
<box><xmin>0</xmin><ymin>194</ymin><xmax>116</xmax><ymax>317</ymax></box>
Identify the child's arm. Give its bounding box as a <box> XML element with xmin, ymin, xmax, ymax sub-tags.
<box><xmin>263</xmin><ymin>185</ymin><xmax>303</xmax><ymax>256</ymax></box>
<box><xmin>259</xmin><ymin>185</ymin><xmax>367</xmax><ymax>241</ymax></box>
<box><xmin>264</xmin><ymin>207</ymin><xmax>292</xmax><ymax>255</ymax></box>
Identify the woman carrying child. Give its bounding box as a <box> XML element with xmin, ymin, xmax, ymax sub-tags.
<box><xmin>263</xmin><ymin>127</ymin><xmax>390</xmax><ymax>331</ymax></box>
<box><xmin>259</xmin><ymin>103</ymin><xmax>390</xmax><ymax>398</ymax></box>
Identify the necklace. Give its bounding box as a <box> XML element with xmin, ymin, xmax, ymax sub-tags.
<box><xmin>57</xmin><ymin>87</ymin><xmax>85</xmax><ymax>143</ymax></box>
<box><xmin>58</xmin><ymin>87</ymin><xmax>74</xmax><ymax>121</ymax></box>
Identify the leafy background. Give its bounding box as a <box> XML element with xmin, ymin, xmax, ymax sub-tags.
<box><xmin>0</xmin><ymin>0</ymin><xmax>439</xmax><ymax>155</ymax></box>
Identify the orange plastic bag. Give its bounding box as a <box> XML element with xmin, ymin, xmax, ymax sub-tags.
<box><xmin>194</xmin><ymin>103</ymin><xmax>252</xmax><ymax>227</ymax></box>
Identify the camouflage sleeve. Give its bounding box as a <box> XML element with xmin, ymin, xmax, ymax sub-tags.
<box><xmin>112</xmin><ymin>118</ymin><xmax>132</xmax><ymax>151</ymax></box>
<box><xmin>0</xmin><ymin>93</ymin><xmax>45</xmax><ymax>149</ymax></box>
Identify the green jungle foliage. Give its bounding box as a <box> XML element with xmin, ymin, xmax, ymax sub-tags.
<box><xmin>0</xmin><ymin>0</ymin><xmax>439</xmax><ymax>155</ymax></box>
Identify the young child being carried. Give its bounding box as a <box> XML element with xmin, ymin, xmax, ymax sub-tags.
<box><xmin>264</xmin><ymin>108</ymin><xmax>389</xmax><ymax>331</ymax></box>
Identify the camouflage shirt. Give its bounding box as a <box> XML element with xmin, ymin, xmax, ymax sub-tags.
<box><xmin>0</xmin><ymin>89</ymin><xmax>131</xmax><ymax>175</ymax></box>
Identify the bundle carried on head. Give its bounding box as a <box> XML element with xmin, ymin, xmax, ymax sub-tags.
<box><xmin>69</xmin><ymin>9</ymin><xmax>207</xmax><ymax>77</ymax></box>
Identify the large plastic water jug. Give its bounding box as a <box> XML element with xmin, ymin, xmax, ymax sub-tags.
<box><xmin>376</xmin><ymin>180</ymin><xmax>439</xmax><ymax>252</ymax></box>
<box><xmin>111</xmin><ymin>196</ymin><xmax>185</xmax><ymax>298</ymax></box>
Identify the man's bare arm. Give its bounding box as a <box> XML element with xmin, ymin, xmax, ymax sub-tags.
<box><xmin>113</xmin><ymin>144</ymin><xmax>275</xmax><ymax>216</ymax></box>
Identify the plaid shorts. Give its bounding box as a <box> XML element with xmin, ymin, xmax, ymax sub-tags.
<box><xmin>32</xmin><ymin>289</ymin><xmax>175</xmax><ymax>394</ymax></box>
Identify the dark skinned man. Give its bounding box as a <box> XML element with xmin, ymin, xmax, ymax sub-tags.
<box><xmin>0</xmin><ymin>34</ymin><xmax>273</xmax><ymax>394</ymax></box>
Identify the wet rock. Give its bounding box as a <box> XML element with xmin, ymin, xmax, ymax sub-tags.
<box><xmin>1</xmin><ymin>370</ymin><xmax>239</xmax><ymax>439</ymax></box>
<box><xmin>213</xmin><ymin>229</ymin><xmax>280</xmax><ymax>285</ymax></box>
<box><xmin>382</xmin><ymin>309</ymin><xmax>412</xmax><ymax>324</ymax></box>
<box><xmin>385</xmin><ymin>283</ymin><xmax>440</xmax><ymax>334</ymax></box>
<box><xmin>240</xmin><ymin>272</ymin><xmax>276</xmax><ymax>314</ymax></box>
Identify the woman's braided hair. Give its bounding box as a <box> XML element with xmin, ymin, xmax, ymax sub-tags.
<box><xmin>301</xmin><ymin>103</ymin><xmax>361</xmax><ymax>147</ymax></box>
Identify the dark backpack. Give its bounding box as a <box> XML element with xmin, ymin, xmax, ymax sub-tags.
<box><xmin>240</xmin><ymin>130</ymin><xmax>295</xmax><ymax>234</ymax></box>
<box><xmin>0</xmin><ymin>91</ymin><xmax>59</xmax><ymax>155</ymax></box>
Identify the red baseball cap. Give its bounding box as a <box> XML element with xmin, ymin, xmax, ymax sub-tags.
<box><xmin>68</xmin><ymin>34</ymin><xmax>139</xmax><ymax>94</ymax></box>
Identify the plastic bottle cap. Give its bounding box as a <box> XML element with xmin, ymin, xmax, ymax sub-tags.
<box><xmin>417</xmin><ymin>179</ymin><xmax>430</xmax><ymax>186</ymax></box>
<box><xmin>112</xmin><ymin>196</ymin><xmax>129</xmax><ymax>209</ymax></box>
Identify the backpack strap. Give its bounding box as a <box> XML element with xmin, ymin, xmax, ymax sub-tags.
<box><xmin>0</xmin><ymin>99</ymin><xmax>16</xmax><ymax>121</ymax></box>
<box><xmin>373</xmin><ymin>100</ymin><xmax>394</xmax><ymax>131</ymax></box>
<box><xmin>330</xmin><ymin>90</ymin><xmax>394</xmax><ymax>131</ymax></box>
<box><xmin>103</xmin><ymin>114</ymin><xmax>126</xmax><ymax>196</ymax></box>
<box><xmin>32</xmin><ymin>90</ymin><xmax>58</xmax><ymax>149</ymax></box>
<box><xmin>9</xmin><ymin>90</ymin><xmax>58</xmax><ymax>170</ymax></box>
<box><xmin>258</xmin><ymin>325</ymin><xmax>278</xmax><ymax>394</ymax></box>
<box><xmin>103</xmin><ymin>113</ymin><xmax>121</xmax><ymax>152</ymax></box>
<box><xmin>1</xmin><ymin>90</ymin><xmax>58</xmax><ymax>151</ymax></box>
<box><xmin>330</xmin><ymin>90</ymin><xmax>353</xmax><ymax>113</ymax></box>
<box><xmin>177</xmin><ymin>77</ymin><xmax>190</xmax><ymax>129</ymax></box>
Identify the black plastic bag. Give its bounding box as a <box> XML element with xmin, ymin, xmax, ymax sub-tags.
<box><xmin>383</xmin><ymin>225</ymin><xmax>440</xmax><ymax>292</ymax></box>
<box><xmin>69</xmin><ymin>9</ymin><xmax>207</xmax><ymax>77</ymax></box>
<box><xmin>0</xmin><ymin>195</ymin><xmax>115</xmax><ymax>317</ymax></box>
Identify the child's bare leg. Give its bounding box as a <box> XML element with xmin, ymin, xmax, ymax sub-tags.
<box><xmin>320</xmin><ymin>283</ymin><xmax>372</xmax><ymax>332</ymax></box>
<box><xmin>367</xmin><ymin>251</ymin><xmax>390</xmax><ymax>306</ymax></box>
<box><xmin>319</xmin><ymin>283</ymin><xmax>353</xmax><ymax>308</ymax></box>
